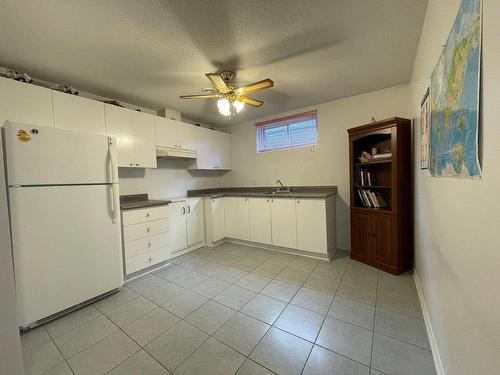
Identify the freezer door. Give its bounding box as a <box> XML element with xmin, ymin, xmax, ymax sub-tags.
<box><xmin>3</xmin><ymin>121</ymin><xmax>114</xmax><ymax>185</ymax></box>
<box><xmin>9</xmin><ymin>185</ymin><xmax>123</xmax><ymax>327</ymax></box>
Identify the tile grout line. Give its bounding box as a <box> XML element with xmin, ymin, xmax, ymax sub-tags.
<box><xmin>299</xmin><ymin>255</ymin><xmax>350</xmax><ymax>375</ymax></box>
<box><xmin>369</xmin><ymin>270</ymin><xmax>381</xmax><ymax>371</ymax></box>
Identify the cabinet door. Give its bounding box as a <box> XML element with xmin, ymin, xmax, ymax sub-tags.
<box><xmin>218</xmin><ymin>132</ymin><xmax>232</xmax><ymax>170</ymax></box>
<box><xmin>224</xmin><ymin>197</ymin><xmax>239</xmax><ymax>238</ymax></box>
<box><xmin>104</xmin><ymin>104</ymin><xmax>134</xmax><ymax>167</ymax></box>
<box><xmin>194</xmin><ymin>127</ymin><xmax>216</xmax><ymax>169</ymax></box>
<box><xmin>372</xmin><ymin>214</ymin><xmax>394</xmax><ymax>264</ymax></box>
<box><xmin>350</xmin><ymin>212</ymin><xmax>372</xmax><ymax>258</ymax></box>
<box><xmin>211</xmin><ymin>198</ymin><xmax>226</xmax><ymax>242</ymax></box>
<box><xmin>177</xmin><ymin>122</ymin><xmax>197</xmax><ymax>151</ymax></box>
<box><xmin>52</xmin><ymin>91</ymin><xmax>105</xmax><ymax>134</ymax></box>
<box><xmin>237</xmin><ymin>197</ymin><xmax>250</xmax><ymax>241</ymax></box>
<box><xmin>0</xmin><ymin>77</ymin><xmax>54</xmax><ymax>127</ymax></box>
<box><xmin>296</xmin><ymin>199</ymin><xmax>327</xmax><ymax>253</ymax></box>
<box><xmin>168</xmin><ymin>201</ymin><xmax>187</xmax><ymax>253</ymax></box>
<box><xmin>187</xmin><ymin>198</ymin><xmax>204</xmax><ymax>246</ymax></box>
<box><xmin>249</xmin><ymin>198</ymin><xmax>272</xmax><ymax>244</ymax></box>
<box><xmin>154</xmin><ymin>116</ymin><xmax>178</xmax><ymax>148</ymax></box>
<box><xmin>271</xmin><ymin>198</ymin><xmax>297</xmax><ymax>249</ymax></box>
<box><xmin>132</xmin><ymin>111</ymin><xmax>157</xmax><ymax>168</ymax></box>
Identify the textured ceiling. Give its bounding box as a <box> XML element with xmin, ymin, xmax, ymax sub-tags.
<box><xmin>0</xmin><ymin>0</ymin><xmax>427</xmax><ymax>125</ymax></box>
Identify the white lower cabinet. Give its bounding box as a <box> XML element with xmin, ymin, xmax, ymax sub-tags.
<box><xmin>204</xmin><ymin>194</ymin><xmax>335</xmax><ymax>257</ymax></box>
<box><xmin>186</xmin><ymin>198</ymin><xmax>204</xmax><ymax>246</ymax></box>
<box><xmin>211</xmin><ymin>197</ymin><xmax>226</xmax><ymax>242</ymax></box>
<box><xmin>271</xmin><ymin>198</ymin><xmax>298</xmax><ymax>249</ymax></box>
<box><xmin>167</xmin><ymin>201</ymin><xmax>188</xmax><ymax>253</ymax></box>
<box><xmin>249</xmin><ymin>198</ymin><xmax>272</xmax><ymax>244</ymax></box>
<box><xmin>224</xmin><ymin>197</ymin><xmax>239</xmax><ymax>238</ymax></box>
<box><xmin>122</xmin><ymin>206</ymin><xmax>170</xmax><ymax>275</ymax></box>
<box><xmin>236</xmin><ymin>197</ymin><xmax>250</xmax><ymax>241</ymax></box>
<box><xmin>296</xmin><ymin>199</ymin><xmax>328</xmax><ymax>254</ymax></box>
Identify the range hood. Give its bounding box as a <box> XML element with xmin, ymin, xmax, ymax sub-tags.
<box><xmin>156</xmin><ymin>146</ymin><xmax>197</xmax><ymax>159</ymax></box>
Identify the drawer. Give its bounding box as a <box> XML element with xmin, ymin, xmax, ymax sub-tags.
<box><xmin>122</xmin><ymin>205</ymin><xmax>169</xmax><ymax>226</ymax></box>
<box><xmin>123</xmin><ymin>219</ymin><xmax>169</xmax><ymax>242</ymax></box>
<box><xmin>125</xmin><ymin>246</ymin><xmax>171</xmax><ymax>275</ymax></box>
<box><xmin>124</xmin><ymin>232</ymin><xmax>169</xmax><ymax>258</ymax></box>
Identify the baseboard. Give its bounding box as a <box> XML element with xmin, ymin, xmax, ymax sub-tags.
<box><xmin>413</xmin><ymin>270</ymin><xmax>446</xmax><ymax>375</ymax></box>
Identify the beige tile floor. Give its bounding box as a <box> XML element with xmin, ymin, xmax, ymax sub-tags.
<box><xmin>21</xmin><ymin>243</ymin><xmax>436</xmax><ymax>375</ymax></box>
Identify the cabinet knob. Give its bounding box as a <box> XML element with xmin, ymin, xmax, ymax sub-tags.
<box><xmin>146</xmin><ymin>212</ymin><xmax>150</xmax><ymax>217</ymax></box>
<box><xmin>136</xmin><ymin>163</ymin><xmax>139</xmax><ymax>166</ymax></box>
<box><xmin>297</xmin><ymin>200</ymin><xmax>300</xmax><ymax>204</ymax></box>
<box><xmin>146</xmin><ymin>227</ymin><xmax>150</xmax><ymax>233</ymax></box>
<box><xmin>129</xmin><ymin>163</ymin><xmax>133</xmax><ymax>166</ymax></box>
<box><xmin>271</xmin><ymin>199</ymin><xmax>274</xmax><ymax>203</ymax></box>
<box><xmin>147</xmin><ymin>242</ymin><xmax>151</xmax><ymax>247</ymax></box>
<box><xmin>266</xmin><ymin>199</ymin><xmax>269</xmax><ymax>202</ymax></box>
<box><xmin>148</xmin><ymin>257</ymin><xmax>152</xmax><ymax>262</ymax></box>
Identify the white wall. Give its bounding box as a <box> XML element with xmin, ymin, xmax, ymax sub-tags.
<box><xmin>224</xmin><ymin>85</ymin><xmax>413</xmax><ymax>250</ymax></box>
<box><xmin>118</xmin><ymin>158</ymin><xmax>225</xmax><ymax>199</ymax></box>
<box><xmin>0</xmin><ymin>133</ymin><xmax>24</xmax><ymax>375</ymax></box>
<box><xmin>410</xmin><ymin>1</ymin><xmax>500</xmax><ymax>374</ymax></box>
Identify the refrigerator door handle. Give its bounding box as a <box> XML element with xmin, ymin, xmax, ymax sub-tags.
<box><xmin>108</xmin><ymin>137</ymin><xmax>120</xmax><ymax>223</ymax></box>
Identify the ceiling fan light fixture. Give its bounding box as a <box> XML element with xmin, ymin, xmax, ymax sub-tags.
<box><xmin>217</xmin><ymin>98</ymin><xmax>231</xmax><ymax>117</ymax></box>
<box><xmin>233</xmin><ymin>100</ymin><xmax>244</xmax><ymax>113</ymax></box>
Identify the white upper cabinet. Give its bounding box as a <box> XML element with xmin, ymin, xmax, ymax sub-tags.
<box><xmin>132</xmin><ymin>111</ymin><xmax>156</xmax><ymax>168</ymax></box>
<box><xmin>155</xmin><ymin>117</ymin><xmax>198</xmax><ymax>151</ymax></box>
<box><xmin>248</xmin><ymin>198</ymin><xmax>272</xmax><ymax>244</ymax></box>
<box><xmin>224</xmin><ymin>197</ymin><xmax>239</xmax><ymax>238</ymax></box>
<box><xmin>187</xmin><ymin>198</ymin><xmax>204</xmax><ymax>246</ymax></box>
<box><xmin>154</xmin><ymin>116</ymin><xmax>177</xmax><ymax>148</ymax></box>
<box><xmin>271</xmin><ymin>198</ymin><xmax>298</xmax><ymax>249</ymax></box>
<box><xmin>190</xmin><ymin>127</ymin><xmax>231</xmax><ymax>170</ymax></box>
<box><xmin>177</xmin><ymin>122</ymin><xmax>197</xmax><ymax>150</ymax></box>
<box><xmin>104</xmin><ymin>104</ymin><xmax>134</xmax><ymax>167</ymax></box>
<box><xmin>0</xmin><ymin>77</ymin><xmax>54</xmax><ymax>128</ymax></box>
<box><xmin>104</xmin><ymin>104</ymin><xmax>156</xmax><ymax>168</ymax></box>
<box><xmin>52</xmin><ymin>91</ymin><xmax>105</xmax><ymax>134</ymax></box>
<box><xmin>237</xmin><ymin>197</ymin><xmax>250</xmax><ymax>241</ymax></box>
<box><xmin>296</xmin><ymin>199</ymin><xmax>327</xmax><ymax>254</ymax></box>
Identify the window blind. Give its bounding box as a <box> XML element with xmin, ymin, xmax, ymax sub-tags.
<box><xmin>256</xmin><ymin>110</ymin><xmax>318</xmax><ymax>152</ymax></box>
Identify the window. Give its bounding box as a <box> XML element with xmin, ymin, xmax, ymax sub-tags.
<box><xmin>256</xmin><ymin>110</ymin><xmax>318</xmax><ymax>152</ymax></box>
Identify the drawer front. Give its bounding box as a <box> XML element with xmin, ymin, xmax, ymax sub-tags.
<box><xmin>125</xmin><ymin>246</ymin><xmax>171</xmax><ymax>275</ymax></box>
<box><xmin>124</xmin><ymin>232</ymin><xmax>169</xmax><ymax>258</ymax></box>
<box><xmin>122</xmin><ymin>205</ymin><xmax>169</xmax><ymax>226</ymax></box>
<box><xmin>123</xmin><ymin>219</ymin><xmax>169</xmax><ymax>242</ymax></box>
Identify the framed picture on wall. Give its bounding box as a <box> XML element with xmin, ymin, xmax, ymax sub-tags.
<box><xmin>420</xmin><ymin>87</ymin><xmax>430</xmax><ymax>170</ymax></box>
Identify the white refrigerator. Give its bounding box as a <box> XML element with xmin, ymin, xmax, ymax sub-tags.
<box><xmin>2</xmin><ymin>122</ymin><xmax>123</xmax><ymax>328</ymax></box>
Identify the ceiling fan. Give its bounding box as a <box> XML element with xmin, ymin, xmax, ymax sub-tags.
<box><xmin>179</xmin><ymin>71</ymin><xmax>274</xmax><ymax>117</ymax></box>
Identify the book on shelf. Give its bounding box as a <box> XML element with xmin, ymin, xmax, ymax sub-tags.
<box><xmin>372</xmin><ymin>152</ymin><xmax>392</xmax><ymax>160</ymax></box>
<box><xmin>356</xmin><ymin>167</ymin><xmax>377</xmax><ymax>187</ymax></box>
<box><xmin>356</xmin><ymin>189</ymin><xmax>388</xmax><ymax>208</ymax></box>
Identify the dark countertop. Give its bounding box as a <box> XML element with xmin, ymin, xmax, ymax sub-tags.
<box><xmin>187</xmin><ymin>186</ymin><xmax>337</xmax><ymax>199</ymax></box>
<box><xmin>120</xmin><ymin>194</ymin><xmax>172</xmax><ymax>210</ymax></box>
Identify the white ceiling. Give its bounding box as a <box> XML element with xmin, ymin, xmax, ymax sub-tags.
<box><xmin>0</xmin><ymin>0</ymin><xmax>427</xmax><ymax>125</ymax></box>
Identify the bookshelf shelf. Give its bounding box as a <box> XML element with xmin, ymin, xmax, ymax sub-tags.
<box><xmin>354</xmin><ymin>159</ymin><xmax>392</xmax><ymax>166</ymax></box>
<box><xmin>354</xmin><ymin>185</ymin><xmax>392</xmax><ymax>189</ymax></box>
<box><xmin>348</xmin><ymin>117</ymin><xmax>411</xmax><ymax>275</ymax></box>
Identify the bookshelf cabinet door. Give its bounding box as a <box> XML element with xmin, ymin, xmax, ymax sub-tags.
<box><xmin>372</xmin><ymin>214</ymin><xmax>394</xmax><ymax>265</ymax></box>
<box><xmin>351</xmin><ymin>212</ymin><xmax>372</xmax><ymax>258</ymax></box>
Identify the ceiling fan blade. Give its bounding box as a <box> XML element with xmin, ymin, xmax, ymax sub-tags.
<box><xmin>238</xmin><ymin>95</ymin><xmax>264</xmax><ymax>107</ymax></box>
<box><xmin>179</xmin><ymin>94</ymin><xmax>218</xmax><ymax>99</ymax></box>
<box><xmin>205</xmin><ymin>73</ymin><xmax>230</xmax><ymax>94</ymax></box>
<box><xmin>237</xmin><ymin>78</ymin><xmax>274</xmax><ymax>95</ymax></box>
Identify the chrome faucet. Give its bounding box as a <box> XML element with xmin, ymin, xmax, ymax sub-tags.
<box><xmin>276</xmin><ymin>179</ymin><xmax>290</xmax><ymax>192</ymax></box>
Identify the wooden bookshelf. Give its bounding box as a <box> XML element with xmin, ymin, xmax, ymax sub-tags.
<box><xmin>348</xmin><ymin>117</ymin><xmax>412</xmax><ymax>275</ymax></box>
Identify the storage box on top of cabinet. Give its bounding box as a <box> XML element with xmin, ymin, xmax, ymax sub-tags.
<box><xmin>122</xmin><ymin>205</ymin><xmax>170</xmax><ymax>275</ymax></box>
